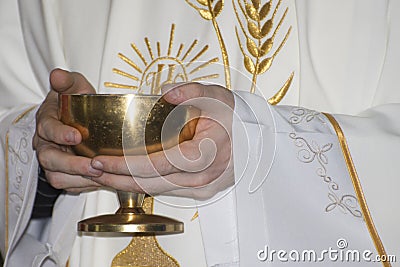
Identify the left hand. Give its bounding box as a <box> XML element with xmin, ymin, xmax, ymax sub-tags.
<box><xmin>34</xmin><ymin>69</ymin><xmax>103</xmax><ymax>193</ymax></box>
<box><xmin>90</xmin><ymin>83</ymin><xmax>235</xmax><ymax>199</ymax></box>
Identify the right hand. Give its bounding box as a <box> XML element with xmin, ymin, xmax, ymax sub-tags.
<box><xmin>33</xmin><ymin>69</ymin><xmax>103</xmax><ymax>193</ymax></box>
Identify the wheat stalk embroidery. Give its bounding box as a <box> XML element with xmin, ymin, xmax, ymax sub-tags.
<box><xmin>185</xmin><ymin>0</ymin><xmax>231</xmax><ymax>89</ymax></box>
<box><xmin>233</xmin><ymin>0</ymin><xmax>292</xmax><ymax>93</ymax></box>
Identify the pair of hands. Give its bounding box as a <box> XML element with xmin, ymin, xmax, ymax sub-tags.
<box><xmin>33</xmin><ymin>69</ymin><xmax>235</xmax><ymax>199</ymax></box>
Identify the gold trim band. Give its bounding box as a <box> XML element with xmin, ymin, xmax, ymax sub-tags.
<box><xmin>324</xmin><ymin>113</ymin><xmax>391</xmax><ymax>267</ymax></box>
<box><xmin>12</xmin><ymin>106</ymin><xmax>37</xmax><ymax>125</ymax></box>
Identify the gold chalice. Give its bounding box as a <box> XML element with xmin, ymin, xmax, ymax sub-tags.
<box><xmin>59</xmin><ymin>94</ymin><xmax>198</xmax><ymax>234</ymax></box>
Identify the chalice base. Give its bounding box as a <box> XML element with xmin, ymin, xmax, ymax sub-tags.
<box><xmin>78</xmin><ymin>213</ymin><xmax>184</xmax><ymax>234</ymax></box>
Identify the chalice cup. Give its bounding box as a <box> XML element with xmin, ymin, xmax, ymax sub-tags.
<box><xmin>59</xmin><ymin>94</ymin><xmax>198</xmax><ymax>234</ymax></box>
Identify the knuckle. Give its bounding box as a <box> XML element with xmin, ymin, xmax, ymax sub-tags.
<box><xmin>103</xmin><ymin>158</ymin><xmax>123</xmax><ymax>173</ymax></box>
<box><xmin>97</xmin><ymin>174</ymin><xmax>113</xmax><ymax>187</ymax></box>
<box><xmin>103</xmin><ymin>162</ymin><xmax>114</xmax><ymax>174</ymax></box>
<box><xmin>32</xmin><ymin>135</ymin><xmax>40</xmax><ymax>150</ymax></box>
<box><xmin>45</xmin><ymin>172</ymin><xmax>65</xmax><ymax>189</ymax></box>
<box><xmin>36</xmin><ymin>117</ymin><xmax>56</xmax><ymax>141</ymax></box>
<box><xmin>67</xmin><ymin>157</ymin><xmax>86</xmax><ymax>174</ymax></box>
<box><xmin>112</xmin><ymin>160</ymin><xmax>125</xmax><ymax>173</ymax></box>
<box><xmin>35</xmin><ymin>105</ymin><xmax>45</xmax><ymax>122</ymax></box>
<box><xmin>190</xmin><ymin>172</ymin><xmax>212</xmax><ymax>188</ymax></box>
<box><xmin>37</xmin><ymin>150</ymin><xmax>52</xmax><ymax>170</ymax></box>
<box><xmin>153</xmin><ymin>159</ymin><xmax>168</xmax><ymax>175</ymax></box>
<box><xmin>36</xmin><ymin>121</ymin><xmax>45</xmax><ymax>139</ymax></box>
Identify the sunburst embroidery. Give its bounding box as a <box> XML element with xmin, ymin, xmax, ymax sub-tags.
<box><xmin>105</xmin><ymin>24</ymin><xmax>220</xmax><ymax>94</ymax></box>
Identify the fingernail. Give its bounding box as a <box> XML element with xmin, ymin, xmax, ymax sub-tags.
<box><xmin>66</xmin><ymin>131</ymin><xmax>76</xmax><ymax>143</ymax></box>
<box><xmin>166</xmin><ymin>88</ymin><xmax>181</xmax><ymax>101</ymax></box>
<box><xmin>91</xmin><ymin>159</ymin><xmax>103</xmax><ymax>170</ymax></box>
<box><xmin>89</xmin><ymin>166</ymin><xmax>102</xmax><ymax>176</ymax></box>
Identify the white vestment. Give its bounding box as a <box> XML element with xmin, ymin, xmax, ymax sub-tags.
<box><xmin>1</xmin><ymin>0</ymin><xmax>400</xmax><ymax>266</ymax></box>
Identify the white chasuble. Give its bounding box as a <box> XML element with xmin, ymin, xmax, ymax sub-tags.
<box><xmin>1</xmin><ymin>0</ymin><xmax>400</xmax><ymax>267</ymax></box>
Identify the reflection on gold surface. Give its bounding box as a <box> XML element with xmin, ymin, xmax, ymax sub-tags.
<box><xmin>60</xmin><ymin>94</ymin><xmax>198</xmax><ymax>158</ymax></box>
<box><xmin>112</xmin><ymin>198</ymin><xmax>180</xmax><ymax>267</ymax></box>
<box><xmin>59</xmin><ymin>93</ymin><xmax>197</xmax><ymax>234</ymax></box>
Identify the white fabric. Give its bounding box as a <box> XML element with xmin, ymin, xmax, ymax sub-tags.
<box><xmin>1</xmin><ymin>0</ymin><xmax>400</xmax><ymax>266</ymax></box>
<box><xmin>233</xmin><ymin>92</ymin><xmax>400</xmax><ymax>266</ymax></box>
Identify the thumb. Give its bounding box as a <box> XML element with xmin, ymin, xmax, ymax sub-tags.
<box><xmin>50</xmin><ymin>68</ymin><xmax>96</xmax><ymax>94</ymax></box>
<box><xmin>162</xmin><ymin>82</ymin><xmax>205</xmax><ymax>105</ymax></box>
<box><xmin>162</xmin><ymin>82</ymin><xmax>234</xmax><ymax>109</ymax></box>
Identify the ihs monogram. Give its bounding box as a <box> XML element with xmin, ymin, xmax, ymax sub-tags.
<box><xmin>104</xmin><ymin>24</ymin><xmax>219</xmax><ymax>95</ymax></box>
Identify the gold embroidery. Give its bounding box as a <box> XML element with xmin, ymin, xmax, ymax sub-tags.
<box><xmin>233</xmin><ymin>0</ymin><xmax>292</xmax><ymax>94</ymax></box>
<box><xmin>181</xmin><ymin>40</ymin><xmax>198</xmax><ymax>62</ymax></box>
<box><xmin>145</xmin><ymin>37</ymin><xmax>155</xmax><ymax>61</ymax></box>
<box><xmin>105</xmin><ymin>24</ymin><xmax>219</xmax><ymax>94</ymax></box>
<box><xmin>267</xmin><ymin>71</ymin><xmax>294</xmax><ymax>105</ymax></box>
<box><xmin>12</xmin><ymin>106</ymin><xmax>36</xmax><ymax>124</ymax></box>
<box><xmin>324</xmin><ymin>113</ymin><xmax>391</xmax><ymax>267</ymax></box>
<box><xmin>119</xmin><ymin>53</ymin><xmax>143</xmax><ymax>73</ymax></box>
<box><xmin>111</xmin><ymin>197</ymin><xmax>180</xmax><ymax>267</ymax></box>
<box><xmin>185</xmin><ymin>0</ymin><xmax>231</xmax><ymax>89</ymax></box>
<box><xmin>167</xmin><ymin>24</ymin><xmax>175</xmax><ymax>57</ymax></box>
<box><xmin>131</xmin><ymin>43</ymin><xmax>148</xmax><ymax>66</ymax></box>
<box><xmin>190</xmin><ymin>211</ymin><xmax>199</xmax><ymax>221</ymax></box>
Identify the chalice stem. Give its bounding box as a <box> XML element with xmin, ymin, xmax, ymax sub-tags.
<box><xmin>116</xmin><ymin>191</ymin><xmax>146</xmax><ymax>214</ymax></box>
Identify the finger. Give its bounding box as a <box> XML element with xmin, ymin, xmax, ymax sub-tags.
<box><xmin>157</xmin><ymin>167</ymin><xmax>224</xmax><ymax>188</ymax></box>
<box><xmin>159</xmin><ymin>187</ymin><xmax>222</xmax><ymax>200</ymax></box>
<box><xmin>153</xmin><ymin>164</ymin><xmax>234</xmax><ymax>199</ymax></box>
<box><xmin>50</xmin><ymin>68</ymin><xmax>96</xmax><ymax>94</ymax></box>
<box><xmin>45</xmin><ymin>171</ymin><xmax>101</xmax><ymax>190</ymax></box>
<box><xmin>92</xmin><ymin>172</ymin><xmax>146</xmax><ymax>193</ymax></box>
<box><xmin>92</xmin><ymin>151</ymin><xmax>179</xmax><ymax>177</ymax></box>
<box><xmin>92</xmin><ymin>172</ymin><xmax>182</xmax><ymax>195</ymax></box>
<box><xmin>35</xmin><ymin>92</ymin><xmax>81</xmax><ymax>145</ymax></box>
<box><xmin>162</xmin><ymin>83</ymin><xmax>234</xmax><ymax>109</ymax></box>
<box><xmin>91</xmin><ymin>156</ymin><xmax>130</xmax><ymax>175</ymax></box>
<box><xmin>162</xmin><ymin>82</ymin><xmax>205</xmax><ymax>104</ymax></box>
<box><xmin>92</xmin><ymin>138</ymin><xmax>215</xmax><ymax>178</ymax></box>
<box><xmin>36</xmin><ymin>112</ymin><xmax>82</xmax><ymax>145</ymax></box>
<box><xmin>37</xmin><ymin>146</ymin><xmax>103</xmax><ymax>176</ymax></box>
<box><xmin>93</xmin><ymin>168</ymin><xmax>228</xmax><ymax>196</ymax></box>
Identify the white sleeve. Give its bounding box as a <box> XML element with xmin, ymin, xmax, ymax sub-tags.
<box><xmin>331</xmin><ymin>104</ymin><xmax>400</xmax><ymax>260</ymax></box>
<box><xmin>232</xmin><ymin>91</ymin><xmax>400</xmax><ymax>265</ymax></box>
<box><xmin>0</xmin><ymin>0</ymin><xmax>46</xmax><ymax>259</ymax></box>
